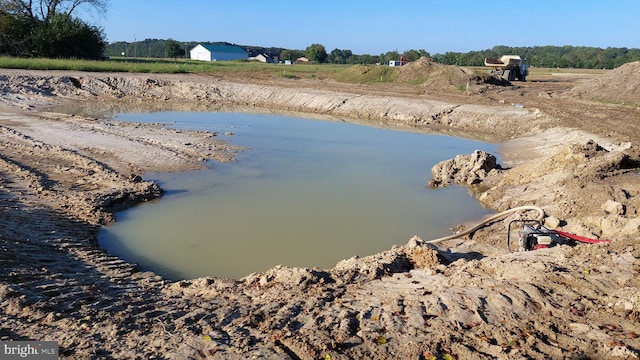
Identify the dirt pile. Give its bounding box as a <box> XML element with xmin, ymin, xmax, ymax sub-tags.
<box><xmin>398</xmin><ymin>57</ymin><xmax>509</xmax><ymax>90</ymax></box>
<box><xmin>396</xmin><ymin>56</ymin><xmax>440</xmax><ymax>83</ymax></box>
<box><xmin>428</xmin><ymin>150</ymin><xmax>500</xmax><ymax>188</ymax></box>
<box><xmin>567</xmin><ymin>61</ymin><xmax>640</xmax><ymax>105</ymax></box>
<box><xmin>333</xmin><ymin>57</ymin><xmax>506</xmax><ymax>93</ymax></box>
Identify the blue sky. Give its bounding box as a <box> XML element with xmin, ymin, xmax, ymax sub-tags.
<box><xmin>89</xmin><ymin>0</ymin><xmax>640</xmax><ymax>55</ymax></box>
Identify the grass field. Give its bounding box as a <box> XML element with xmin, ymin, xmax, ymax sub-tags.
<box><xmin>0</xmin><ymin>57</ymin><xmax>607</xmax><ymax>85</ymax></box>
<box><xmin>0</xmin><ymin>56</ymin><xmax>348</xmax><ymax>77</ymax></box>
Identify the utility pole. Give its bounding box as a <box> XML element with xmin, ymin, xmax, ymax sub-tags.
<box><xmin>134</xmin><ymin>34</ymin><xmax>137</xmax><ymax>58</ymax></box>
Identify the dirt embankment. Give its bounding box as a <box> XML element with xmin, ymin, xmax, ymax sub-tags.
<box><xmin>0</xmin><ymin>64</ymin><xmax>639</xmax><ymax>359</ymax></box>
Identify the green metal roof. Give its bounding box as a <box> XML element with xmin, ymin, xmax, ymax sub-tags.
<box><xmin>199</xmin><ymin>44</ymin><xmax>247</xmax><ymax>54</ymax></box>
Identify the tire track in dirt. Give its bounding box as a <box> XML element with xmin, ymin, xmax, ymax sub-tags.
<box><xmin>0</xmin><ymin>123</ymin><xmax>163</xmax><ymax>225</ymax></box>
<box><xmin>0</xmin><ymin>140</ymin><xmax>176</xmax><ymax>357</ymax></box>
<box><xmin>0</xmin><ymin>133</ymin><xmax>250</xmax><ymax>358</ymax></box>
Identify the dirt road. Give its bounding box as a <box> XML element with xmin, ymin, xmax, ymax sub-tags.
<box><xmin>0</xmin><ymin>63</ymin><xmax>639</xmax><ymax>359</ymax></box>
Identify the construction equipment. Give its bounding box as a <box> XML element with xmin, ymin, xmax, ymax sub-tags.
<box><xmin>507</xmin><ymin>220</ymin><xmax>555</xmax><ymax>252</ymax></box>
<box><xmin>507</xmin><ymin>219</ymin><xmax>612</xmax><ymax>252</ymax></box>
<box><xmin>484</xmin><ymin>55</ymin><xmax>529</xmax><ymax>81</ymax></box>
<box><xmin>422</xmin><ymin>205</ymin><xmax>612</xmax><ymax>252</ymax></box>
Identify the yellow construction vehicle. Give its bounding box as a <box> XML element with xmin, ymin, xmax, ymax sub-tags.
<box><xmin>484</xmin><ymin>55</ymin><xmax>529</xmax><ymax>81</ymax></box>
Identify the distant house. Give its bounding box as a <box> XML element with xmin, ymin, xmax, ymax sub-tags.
<box><xmin>249</xmin><ymin>53</ymin><xmax>275</xmax><ymax>63</ymax></box>
<box><xmin>389</xmin><ymin>57</ymin><xmax>409</xmax><ymax>67</ymax></box>
<box><xmin>189</xmin><ymin>44</ymin><xmax>248</xmax><ymax>62</ymax></box>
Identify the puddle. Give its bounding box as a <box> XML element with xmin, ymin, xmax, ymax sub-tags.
<box><xmin>98</xmin><ymin>111</ymin><xmax>497</xmax><ymax>280</ymax></box>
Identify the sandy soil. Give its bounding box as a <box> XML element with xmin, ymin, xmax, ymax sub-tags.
<box><xmin>0</xmin><ymin>62</ymin><xmax>639</xmax><ymax>359</ymax></box>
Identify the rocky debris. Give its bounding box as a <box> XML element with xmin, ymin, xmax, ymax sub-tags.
<box><xmin>428</xmin><ymin>149</ymin><xmax>502</xmax><ymax>188</ymax></box>
<box><xmin>405</xmin><ymin>236</ymin><xmax>444</xmax><ymax>269</ymax></box>
<box><xmin>480</xmin><ymin>74</ymin><xmax>512</xmax><ymax>86</ymax></box>
<box><xmin>602</xmin><ymin>199</ymin><xmax>626</xmax><ymax>215</ymax></box>
<box><xmin>429</xmin><ymin>141</ymin><xmax>640</xmax><ymax>243</ymax></box>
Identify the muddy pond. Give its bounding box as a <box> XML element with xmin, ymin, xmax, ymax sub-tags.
<box><xmin>98</xmin><ymin>111</ymin><xmax>496</xmax><ymax>280</ymax></box>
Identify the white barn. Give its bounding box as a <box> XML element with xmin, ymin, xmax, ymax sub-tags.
<box><xmin>189</xmin><ymin>44</ymin><xmax>248</xmax><ymax>62</ymax></box>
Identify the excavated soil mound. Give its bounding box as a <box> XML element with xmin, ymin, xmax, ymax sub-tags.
<box><xmin>396</xmin><ymin>56</ymin><xmax>440</xmax><ymax>83</ymax></box>
<box><xmin>567</xmin><ymin>61</ymin><xmax>640</xmax><ymax>105</ymax></box>
<box><xmin>334</xmin><ymin>57</ymin><xmax>506</xmax><ymax>92</ymax></box>
<box><xmin>398</xmin><ymin>57</ymin><xmax>509</xmax><ymax>90</ymax></box>
<box><xmin>398</xmin><ymin>57</ymin><xmax>465</xmax><ymax>85</ymax></box>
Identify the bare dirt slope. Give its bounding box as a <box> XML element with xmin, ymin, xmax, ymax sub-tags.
<box><xmin>568</xmin><ymin>61</ymin><xmax>640</xmax><ymax>106</ymax></box>
<box><xmin>0</xmin><ymin>64</ymin><xmax>639</xmax><ymax>359</ymax></box>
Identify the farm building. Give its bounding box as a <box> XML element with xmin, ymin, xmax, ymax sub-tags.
<box><xmin>248</xmin><ymin>53</ymin><xmax>276</xmax><ymax>63</ymax></box>
<box><xmin>189</xmin><ymin>44</ymin><xmax>248</xmax><ymax>62</ymax></box>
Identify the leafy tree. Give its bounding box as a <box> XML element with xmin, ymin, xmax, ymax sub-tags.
<box><xmin>29</xmin><ymin>12</ymin><xmax>105</xmax><ymax>58</ymax></box>
<box><xmin>0</xmin><ymin>10</ymin><xmax>33</xmax><ymax>54</ymax></box>
<box><xmin>280</xmin><ymin>49</ymin><xmax>303</xmax><ymax>62</ymax></box>
<box><xmin>418</xmin><ymin>49</ymin><xmax>431</xmax><ymax>58</ymax></box>
<box><xmin>0</xmin><ymin>0</ymin><xmax>107</xmax><ymax>58</ymax></box>
<box><xmin>165</xmin><ymin>39</ymin><xmax>184</xmax><ymax>59</ymax></box>
<box><xmin>244</xmin><ymin>45</ymin><xmax>285</xmax><ymax>59</ymax></box>
<box><xmin>348</xmin><ymin>54</ymin><xmax>378</xmax><ymax>64</ymax></box>
<box><xmin>328</xmin><ymin>48</ymin><xmax>352</xmax><ymax>64</ymax></box>
<box><xmin>305</xmin><ymin>43</ymin><xmax>327</xmax><ymax>63</ymax></box>
<box><xmin>1</xmin><ymin>0</ymin><xmax>107</xmax><ymax>21</ymax></box>
<box><xmin>402</xmin><ymin>49</ymin><xmax>425</xmax><ymax>62</ymax></box>
<box><xmin>379</xmin><ymin>50</ymin><xmax>400</xmax><ymax>64</ymax></box>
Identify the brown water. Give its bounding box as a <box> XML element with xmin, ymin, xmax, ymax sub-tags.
<box><xmin>99</xmin><ymin>112</ymin><xmax>496</xmax><ymax>280</ymax></box>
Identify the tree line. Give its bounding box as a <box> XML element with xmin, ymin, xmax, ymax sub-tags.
<box><xmin>106</xmin><ymin>39</ymin><xmax>639</xmax><ymax>69</ymax></box>
<box><xmin>0</xmin><ymin>0</ymin><xmax>107</xmax><ymax>59</ymax></box>
<box><xmin>105</xmin><ymin>39</ymin><xmax>431</xmax><ymax>65</ymax></box>
<box><xmin>432</xmin><ymin>45</ymin><xmax>640</xmax><ymax>69</ymax></box>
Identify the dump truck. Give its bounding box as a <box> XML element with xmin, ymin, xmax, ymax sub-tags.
<box><xmin>484</xmin><ymin>55</ymin><xmax>529</xmax><ymax>81</ymax></box>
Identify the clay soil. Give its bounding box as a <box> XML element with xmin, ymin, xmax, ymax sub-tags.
<box><xmin>1</xmin><ymin>61</ymin><xmax>639</xmax><ymax>359</ymax></box>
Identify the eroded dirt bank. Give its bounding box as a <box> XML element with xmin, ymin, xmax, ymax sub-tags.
<box><xmin>1</xmin><ymin>67</ymin><xmax>639</xmax><ymax>359</ymax></box>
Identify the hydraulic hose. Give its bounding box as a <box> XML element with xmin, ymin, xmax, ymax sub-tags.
<box><xmin>424</xmin><ymin>205</ymin><xmax>545</xmax><ymax>244</ymax></box>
